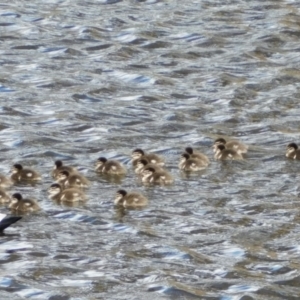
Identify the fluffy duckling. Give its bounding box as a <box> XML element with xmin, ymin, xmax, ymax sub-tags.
<box><xmin>0</xmin><ymin>174</ymin><xmax>13</xmax><ymax>189</ymax></box>
<box><xmin>51</xmin><ymin>160</ymin><xmax>77</xmax><ymax>179</ymax></box>
<box><xmin>10</xmin><ymin>164</ymin><xmax>41</xmax><ymax>182</ymax></box>
<box><xmin>141</xmin><ymin>167</ymin><xmax>173</xmax><ymax>185</ymax></box>
<box><xmin>214</xmin><ymin>145</ymin><xmax>243</xmax><ymax>160</ymax></box>
<box><xmin>134</xmin><ymin>158</ymin><xmax>164</xmax><ymax>175</ymax></box>
<box><xmin>286</xmin><ymin>143</ymin><xmax>300</xmax><ymax>159</ymax></box>
<box><xmin>185</xmin><ymin>147</ymin><xmax>210</xmax><ymax>165</ymax></box>
<box><xmin>0</xmin><ymin>213</ymin><xmax>22</xmax><ymax>232</ymax></box>
<box><xmin>179</xmin><ymin>153</ymin><xmax>208</xmax><ymax>171</ymax></box>
<box><xmin>114</xmin><ymin>189</ymin><xmax>148</xmax><ymax>208</ymax></box>
<box><xmin>0</xmin><ymin>188</ymin><xmax>11</xmax><ymax>204</ymax></box>
<box><xmin>9</xmin><ymin>193</ymin><xmax>40</xmax><ymax>212</ymax></box>
<box><xmin>57</xmin><ymin>170</ymin><xmax>90</xmax><ymax>189</ymax></box>
<box><xmin>95</xmin><ymin>157</ymin><xmax>126</xmax><ymax>175</ymax></box>
<box><xmin>48</xmin><ymin>183</ymin><xmax>87</xmax><ymax>203</ymax></box>
<box><xmin>213</xmin><ymin>138</ymin><xmax>248</xmax><ymax>155</ymax></box>
<box><xmin>131</xmin><ymin>148</ymin><xmax>165</xmax><ymax>167</ymax></box>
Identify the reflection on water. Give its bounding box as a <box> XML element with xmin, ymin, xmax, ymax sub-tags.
<box><xmin>0</xmin><ymin>0</ymin><xmax>300</xmax><ymax>299</ymax></box>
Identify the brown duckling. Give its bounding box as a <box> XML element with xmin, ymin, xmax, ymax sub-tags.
<box><xmin>214</xmin><ymin>144</ymin><xmax>243</xmax><ymax>160</ymax></box>
<box><xmin>0</xmin><ymin>174</ymin><xmax>13</xmax><ymax>188</ymax></box>
<box><xmin>56</xmin><ymin>170</ymin><xmax>90</xmax><ymax>189</ymax></box>
<box><xmin>131</xmin><ymin>148</ymin><xmax>165</xmax><ymax>167</ymax></box>
<box><xmin>213</xmin><ymin>138</ymin><xmax>248</xmax><ymax>155</ymax></box>
<box><xmin>51</xmin><ymin>160</ymin><xmax>77</xmax><ymax>179</ymax></box>
<box><xmin>9</xmin><ymin>193</ymin><xmax>40</xmax><ymax>212</ymax></box>
<box><xmin>0</xmin><ymin>188</ymin><xmax>11</xmax><ymax>204</ymax></box>
<box><xmin>179</xmin><ymin>153</ymin><xmax>208</xmax><ymax>171</ymax></box>
<box><xmin>114</xmin><ymin>189</ymin><xmax>148</xmax><ymax>208</ymax></box>
<box><xmin>95</xmin><ymin>157</ymin><xmax>126</xmax><ymax>175</ymax></box>
<box><xmin>134</xmin><ymin>158</ymin><xmax>164</xmax><ymax>175</ymax></box>
<box><xmin>286</xmin><ymin>143</ymin><xmax>300</xmax><ymax>159</ymax></box>
<box><xmin>0</xmin><ymin>213</ymin><xmax>22</xmax><ymax>232</ymax></box>
<box><xmin>185</xmin><ymin>147</ymin><xmax>210</xmax><ymax>165</ymax></box>
<box><xmin>10</xmin><ymin>164</ymin><xmax>41</xmax><ymax>182</ymax></box>
<box><xmin>48</xmin><ymin>183</ymin><xmax>87</xmax><ymax>203</ymax></box>
<box><xmin>141</xmin><ymin>167</ymin><xmax>173</xmax><ymax>185</ymax></box>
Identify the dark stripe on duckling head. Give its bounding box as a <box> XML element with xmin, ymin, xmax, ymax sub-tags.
<box><xmin>185</xmin><ymin>147</ymin><xmax>194</xmax><ymax>154</ymax></box>
<box><xmin>13</xmin><ymin>164</ymin><xmax>23</xmax><ymax>170</ymax></box>
<box><xmin>54</xmin><ymin>160</ymin><xmax>63</xmax><ymax>168</ymax></box>
<box><xmin>132</xmin><ymin>148</ymin><xmax>144</xmax><ymax>155</ymax></box>
<box><xmin>287</xmin><ymin>143</ymin><xmax>298</xmax><ymax>149</ymax></box>
<box><xmin>117</xmin><ymin>189</ymin><xmax>127</xmax><ymax>196</ymax></box>
<box><xmin>215</xmin><ymin>138</ymin><xmax>226</xmax><ymax>144</ymax></box>
<box><xmin>97</xmin><ymin>157</ymin><xmax>107</xmax><ymax>163</ymax></box>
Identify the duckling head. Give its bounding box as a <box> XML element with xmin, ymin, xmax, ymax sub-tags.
<box><xmin>114</xmin><ymin>189</ymin><xmax>127</xmax><ymax>205</ymax></box>
<box><xmin>48</xmin><ymin>183</ymin><xmax>62</xmax><ymax>196</ymax></box>
<box><xmin>12</xmin><ymin>164</ymin><xmax>23</xmax><ymax>174</ymax></box>
<box><xmin>132</xmin><ymin>148</ymin><xmax>145</xmax><ymax>160</ymax></box>
<box><xmin>11</xmin><ymin>193</ymin><xmax>22</xmax><ymax>203</ymax></box>
<box><xmin>181</xmin><ymin>153</ymin><xmax>190</xmax><ymax>162</ymax></box>
<box><xmin>136</xmin><ymin>158</ymin><xmax>149</xmax><ymax>168</ymax></box>
<box><xmin>143</xmin><ymin>167</ymin><xmax>156</xmax><ymax>176</ymax></box>
<box><xmin>216</xmin><ymin>144</ymin><xmax>226</xmax><ymax>152</ymax></box>
<box><xmin>214</xmin><ymin>138</ymin><xmax>227</xmax><ymax>146</ymax></box>
<box><xmin>287</xmin><ymin>143</ymin><xmax>298</xmax><ymax>150</ymax></box>
<box><xmin>185</xmin><ymin>147</ymin><xmax>194</xmax><ymax>155</ymax></box>
<box><xmin>54</xmin><ymin>160</ymin><xmax>63</xmax><ymax>169</ymax></box>
<box><xmin>95</xmin><ymin>157</ymin><xmax>107</xmax><ymax>168</ymax></box>
<box><xmin>57</xmin><ymin>170</ymin><xmax>69</xmax><ymax>181</ymax></box>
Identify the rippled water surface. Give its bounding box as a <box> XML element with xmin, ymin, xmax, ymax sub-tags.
<box><xmin>1</xmin><ymin>0</ymin><xmax>300</xmax><ymax>299</ymax></box>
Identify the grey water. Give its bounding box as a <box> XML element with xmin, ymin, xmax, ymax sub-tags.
<box><xmin>1</xmin><ymin>0</ymin><xmax>300</xmax><ymax>299</ymax></box>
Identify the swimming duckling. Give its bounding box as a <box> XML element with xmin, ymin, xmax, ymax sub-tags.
<box><xmin>10</xmin><ymin>164</ymin><xmax>41</xmax><ymax>182</ymax></box>
<box><xmin>179</xmin><ymin>153</ymin><xmax>208</xmax><ymax>171</ymax></box>
<box><xmin>0</xmin><ymin>175</ymin><xmax>13</xmax><ymax>189</ymax></box>
<box><xmin>214</xmin><ymin>144</ymin><xmax>243</xmax><ymax>160</ymax></box>
<box><xmin>48</xmin><ymin>183</ymin><xmax>87</xmax><ymax>203</ymax></box>
<box><xmin>134</xmin><ymin>158</ymin><xmax>164</xmax><ymax>175</ymax></box>
<box><xmin>213</xmin><ymin>138</ymin><xmax>248</xmax><ymax>154</ymax></box>
<box><xmin>286</xmin><ymin>143</ymin><xmax>300</xmax><ymax>159</ymax></box>
<box><xmin>0</xmin><ymin>188</ymin><xmax>11</xmax><ymax>204</ymax></box>
<box><xmin>51</xmin><ymin>160</ymin><xmax>77</xmax><ymax>179</ymax></box>
<box><xmin>185</xmin><ymin>147</ymin><xmax>210</xmax><ymax>165</ymax></box>
<box><xmin>0</xmin><ymin>213</ymin><xmax>22</xmax><ymax>232</ymax></box>
<box><xmin>114</xmin><ymin>189</ymin><xmax>148</xmax><ymax>208</ymax></box>
<box><xmin>9</xmin><ymin>193</ymin><xmax>40</xmax><ymax>212</ymax></box>
<box><xmin>95</xmin><ymin>157</ymin><xmax>126</xmax><ymax>175</ymax></box>
<box><xmin>131</xmin><ymin>148</ymin><xmax>165</xmax><ymax>167</ymax></box>
<box><xmin>141</xmin><ymin>167</ymin><xmax>173</xmax><ymax>185</ymax></box>
<box><xmin>57</xmin><ymin>170</ymin><xmax>90</xmax><ymax>189</ymax></box>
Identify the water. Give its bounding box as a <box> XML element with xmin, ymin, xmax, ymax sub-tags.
<box><xmin>1</xmin><ymin>0</ymin><xmax>300</xmax><ymax>299</ymax></box>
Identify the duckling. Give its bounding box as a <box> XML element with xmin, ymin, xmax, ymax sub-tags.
<box><xmin>286</xmin><ymin>143</ymin><xmax>300</xmax><ymax>159</ymax></box>
<box><xmin>141</xmin><ymin>167</ymin><xmax>173</xmax><ymax>185</ymax></box>
<box><xmin>0</xmin><ymin>174</ymin><xmax>13</xmax><ymax>189</ymax></box>
<box><xmin>213</xmin><ymin>138</ymin><xmax>248</xmax><ymax>154</ymax></box>
<box><xmin>214</xmin><ymin>144</ymin><xmax>243</xmax><ymax>160</ymax></box>
<box><xmin>131</xmin><ymin>148</ymin><xmax>165</xmax><ymax>167</ymax></box>
<box><xmin>134</xmin><ymin>158</ymin><xmax>164</xmax><ymax>175</ymax></box>
<box><xmin>185</xmin><ymin>147</ymin><xmax>210</xmax><ymax>165</ymax></box>
<box><xmin>179</xmin><ymin>153</ymin><xmax>208</xmax><ymax>171</ymax></box>
<box><xmin>9</xmin><ymin>193</ymin><xmax>40</xmax><ymax>212</ymax></box>
<box><xmin>95</xmin><ymin>157</ymin><xmax>126</xmax><ymax>175</ymax></box>
<box><xmin>0</xmin><ymin>213</ymin><xmax>22</xmax><ymax>232</ymax></box>
<box><xmin>48</xmin><ymin>183</ymin><xmax>87</xmax><ymax>203</ymax></box>
<box><xmin>56</xmin><ymin>170</ymin><xmax>90</xmax><ymax>189</ymax></box>
<box><xmin>51</xmin><ymin>160</ymin><xmax>77</xmax><ymax>179</ymax></box>
<box><xmin>0</xmin><ymin>188</ymin><xmax>11</xmax><ymax>204</ymax></box>
<box><xmin>114</xmin><ymin>189</ymin><xmax>148</xmax><ymax>208</ymax></box>
<box><xmin>10</xmin><ymin>164</ymin><xmax>41</xmax><ymax>182</ymax></box>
